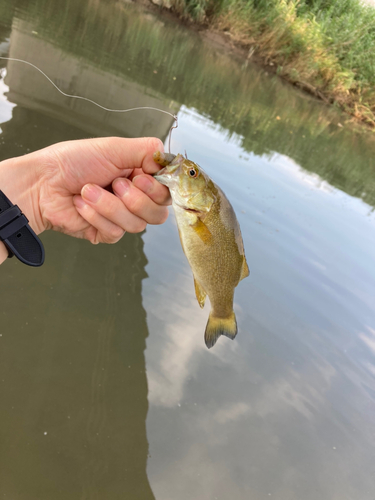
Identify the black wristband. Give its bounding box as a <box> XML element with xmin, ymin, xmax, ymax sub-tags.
<box><xmin>0</xmin><ymin>190</ymin><xmax>44</xmax><ymax>266</ymax></box>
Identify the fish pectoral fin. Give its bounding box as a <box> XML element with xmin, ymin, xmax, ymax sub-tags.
<box><xmin>194</xmin><ymin>278</ymin><xmax>207</xmax><ymax>308</ymax></box>
<box><xmin>191</xmin><ymin>218</ymin><xmax>213</xmax><ymax>244</ymax></box>
<box><xmin>239</xmin><ymin>256</ymin><xmax>250</xmax><ymax>282</ymax></box>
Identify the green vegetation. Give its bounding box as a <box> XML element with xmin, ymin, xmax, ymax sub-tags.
<box><xmin>163</xmin><ymin>0</ymin><xmax>375</xmax><ymax>127</ymax></box>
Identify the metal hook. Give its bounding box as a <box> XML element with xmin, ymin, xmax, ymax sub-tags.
<box><xmin>168</xmin><ymin>114</ymin><xmax>178</xmax><ymax>154</ymax></box>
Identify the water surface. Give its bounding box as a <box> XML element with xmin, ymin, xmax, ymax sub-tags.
<box><xmin>1</xmin><ymin>1</ymin><xmax>375</xmax><ymax>499</ymax></box>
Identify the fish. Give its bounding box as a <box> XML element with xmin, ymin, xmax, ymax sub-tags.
<box><xmin>153</xmin><ymin>151</ymin><xmax>249</xmax><ymax>348</ymax></box>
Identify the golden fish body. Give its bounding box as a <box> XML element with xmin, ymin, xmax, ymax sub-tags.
<box><xmin>154</xmin><ymin>151</ymin><xmax>249</xmax><ymax>348</ymax></box>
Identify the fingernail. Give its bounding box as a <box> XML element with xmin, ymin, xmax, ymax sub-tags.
<box><xmin>82</xmin><ymin>184</ymin><xmax>101</xmax><ymax>203</ymax></box>
<box><xmin>113</xmin><ymin>179</ymin><xmax>130</xmax><ymax>198</ymax></box>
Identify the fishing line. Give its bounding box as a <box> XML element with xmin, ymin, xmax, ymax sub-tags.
<box><xmin>0</xmin><ymin>56</ymin><xmax>178</xmax><ymax>152</ymax></box>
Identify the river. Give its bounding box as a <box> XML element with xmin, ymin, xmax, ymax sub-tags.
<box><xmin>1</xmin><ymin>1</ymin><xmax>375</xmax><ymax>499</ymax></box>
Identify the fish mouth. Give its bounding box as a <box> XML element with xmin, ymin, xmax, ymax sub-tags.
<box><xmin>153</xmin><ymin>170</ymin><xmax>171</xmax><ymax>186</ymax></box>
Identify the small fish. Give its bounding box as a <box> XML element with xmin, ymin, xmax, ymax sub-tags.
<box><xmin>153</xmin><ymin>151</ymin><xmax>249</xmax><ymax>348</ymax></box>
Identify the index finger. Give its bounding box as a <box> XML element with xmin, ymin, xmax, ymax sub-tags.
<box><xmin>132</xmin><ymin>174</ymin><xmax>171</xmax><ymax>206</ymax></box>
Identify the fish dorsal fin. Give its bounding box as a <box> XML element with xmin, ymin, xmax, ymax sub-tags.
<box><xmin>240</xmin><ymin>256</ymin><xmax>250</xmax><ymax>282</ymax></box>
<box><xmin>192</xmin><ymin>218</ymin><xmax>213</xmax><ymax>244</ymax></box>
<box><xmin>194</xmin><ymin>277</ymin><xmax>206</xmax><ymax>308</ymax></box>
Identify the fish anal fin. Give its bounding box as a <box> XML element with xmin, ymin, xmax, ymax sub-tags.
<box><xmin>194</xmin><ymin>278</ymin><xmax>206</xmax><ymax>308</ymax></box>
<box><xmin>192</xmin><ymin>218</ymin><xmax>212</xmax><ymax>244</ymax></box>
<box><xmin>240</xmin><ymin>256</ymin><xmax>250</xmax><ymax>282</ymax></box>
<box><xmin>204</xmin><ymin>311</ymin><xmax>237</xmax><ymax>349</ymax></box>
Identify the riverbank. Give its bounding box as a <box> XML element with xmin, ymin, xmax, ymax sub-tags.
<box><xmin>147</xmin><ymin>0</ymin><xmax>375</xmax><ymax>128</ymax></box>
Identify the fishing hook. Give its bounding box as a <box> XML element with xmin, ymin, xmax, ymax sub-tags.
<box><xmin>168</xmin><ymin>114</ymin><xmax>178</xmax><ymax>154</ymax></box>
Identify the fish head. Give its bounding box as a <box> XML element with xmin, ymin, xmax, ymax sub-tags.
<box><xmin>154</xmin><ymin>154</ymin><xmax>216</xmax><ymax>213</ymax></box>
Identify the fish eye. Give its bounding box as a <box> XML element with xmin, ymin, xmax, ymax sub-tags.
<box><xmin>188</xmin><ymin>168</ymin><xmax>198</xmax><ymax>178</ymax></box>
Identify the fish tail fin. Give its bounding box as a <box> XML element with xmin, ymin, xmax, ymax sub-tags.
<box><xmin>204</xmin><ymin>311</ymin><xmax>237</xmax><ymax>349</ymax></box>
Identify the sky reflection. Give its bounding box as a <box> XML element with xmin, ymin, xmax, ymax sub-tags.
<box><xmin>143</xmin><ymin>106</ymin><xmax>375</xmax><ymax>500</ymax></box>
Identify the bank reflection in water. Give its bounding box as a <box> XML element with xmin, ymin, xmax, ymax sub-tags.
<box><xmin>3</xmin><ymin>16</ymin><xmax>178</xmax><ymax>141</ymax></box>
<box><xmin>0</xmin><ymin>6</ymin><xmax>177</xmax><ymax>498</ymax></box>
<box><xmin>0</xmin><ymin>230</ymin><xmax>155</xmax><ymax>500</ymax></box>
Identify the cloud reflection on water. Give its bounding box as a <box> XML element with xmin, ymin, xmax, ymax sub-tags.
<box><xmin>143</xmin><ymin>106</ymin><xmax>375</xmax><ymax>500</ymax></box>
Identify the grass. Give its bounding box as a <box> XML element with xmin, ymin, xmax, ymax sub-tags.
<box><xmin>160</xmin><ymin>0</ymin><xmax>375</xmax><ymax>127</ymax></box>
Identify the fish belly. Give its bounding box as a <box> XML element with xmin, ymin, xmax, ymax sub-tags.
<box><xmin>173</xmin><ymin>203</ymin><xmax>242</xmax><ymax>317</ymax></box>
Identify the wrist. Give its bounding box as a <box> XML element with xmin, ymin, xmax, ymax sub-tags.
<box><xmin>0</xmin><ymin>152</ymin><xmax>46</xmax><ymax>237</ymax></box>
<box><xmin>0</xmin><ymin>241</ymin><xmax>8</xmax><ymax>264</ymax></box>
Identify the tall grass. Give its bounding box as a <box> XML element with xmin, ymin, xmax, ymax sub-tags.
<box><xmin>163</xmin><ymin>0</ymin><xmax>375</xmax><ymax>126</ymax></box>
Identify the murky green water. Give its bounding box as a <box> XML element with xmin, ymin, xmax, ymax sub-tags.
<box><xmin>1</xmin><ymin>1</ymin><xmax>375</xmax><ymax>498</ymax></box>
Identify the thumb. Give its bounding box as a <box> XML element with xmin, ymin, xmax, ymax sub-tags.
<box><xmin>92</xmin><ymin>137</ymin><xmax>165</xmax><ymax>175</ymax></box>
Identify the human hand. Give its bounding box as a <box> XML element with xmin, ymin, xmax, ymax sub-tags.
<box><xmin>0</xmin><ymin>137</ymin><xmax>171</xmax><ymax>251</ymax></box>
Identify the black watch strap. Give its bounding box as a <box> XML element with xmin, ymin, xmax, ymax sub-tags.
<box><xmin>0</xmin><ymin>190</ymin><xmax>44</xmax><ymax>266</ymax></box>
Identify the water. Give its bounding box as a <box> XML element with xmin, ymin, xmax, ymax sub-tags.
<box><xmin>1</xmin><ymin>1</ymin><xmax>375</xmax><ymax>499</ymax></box>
